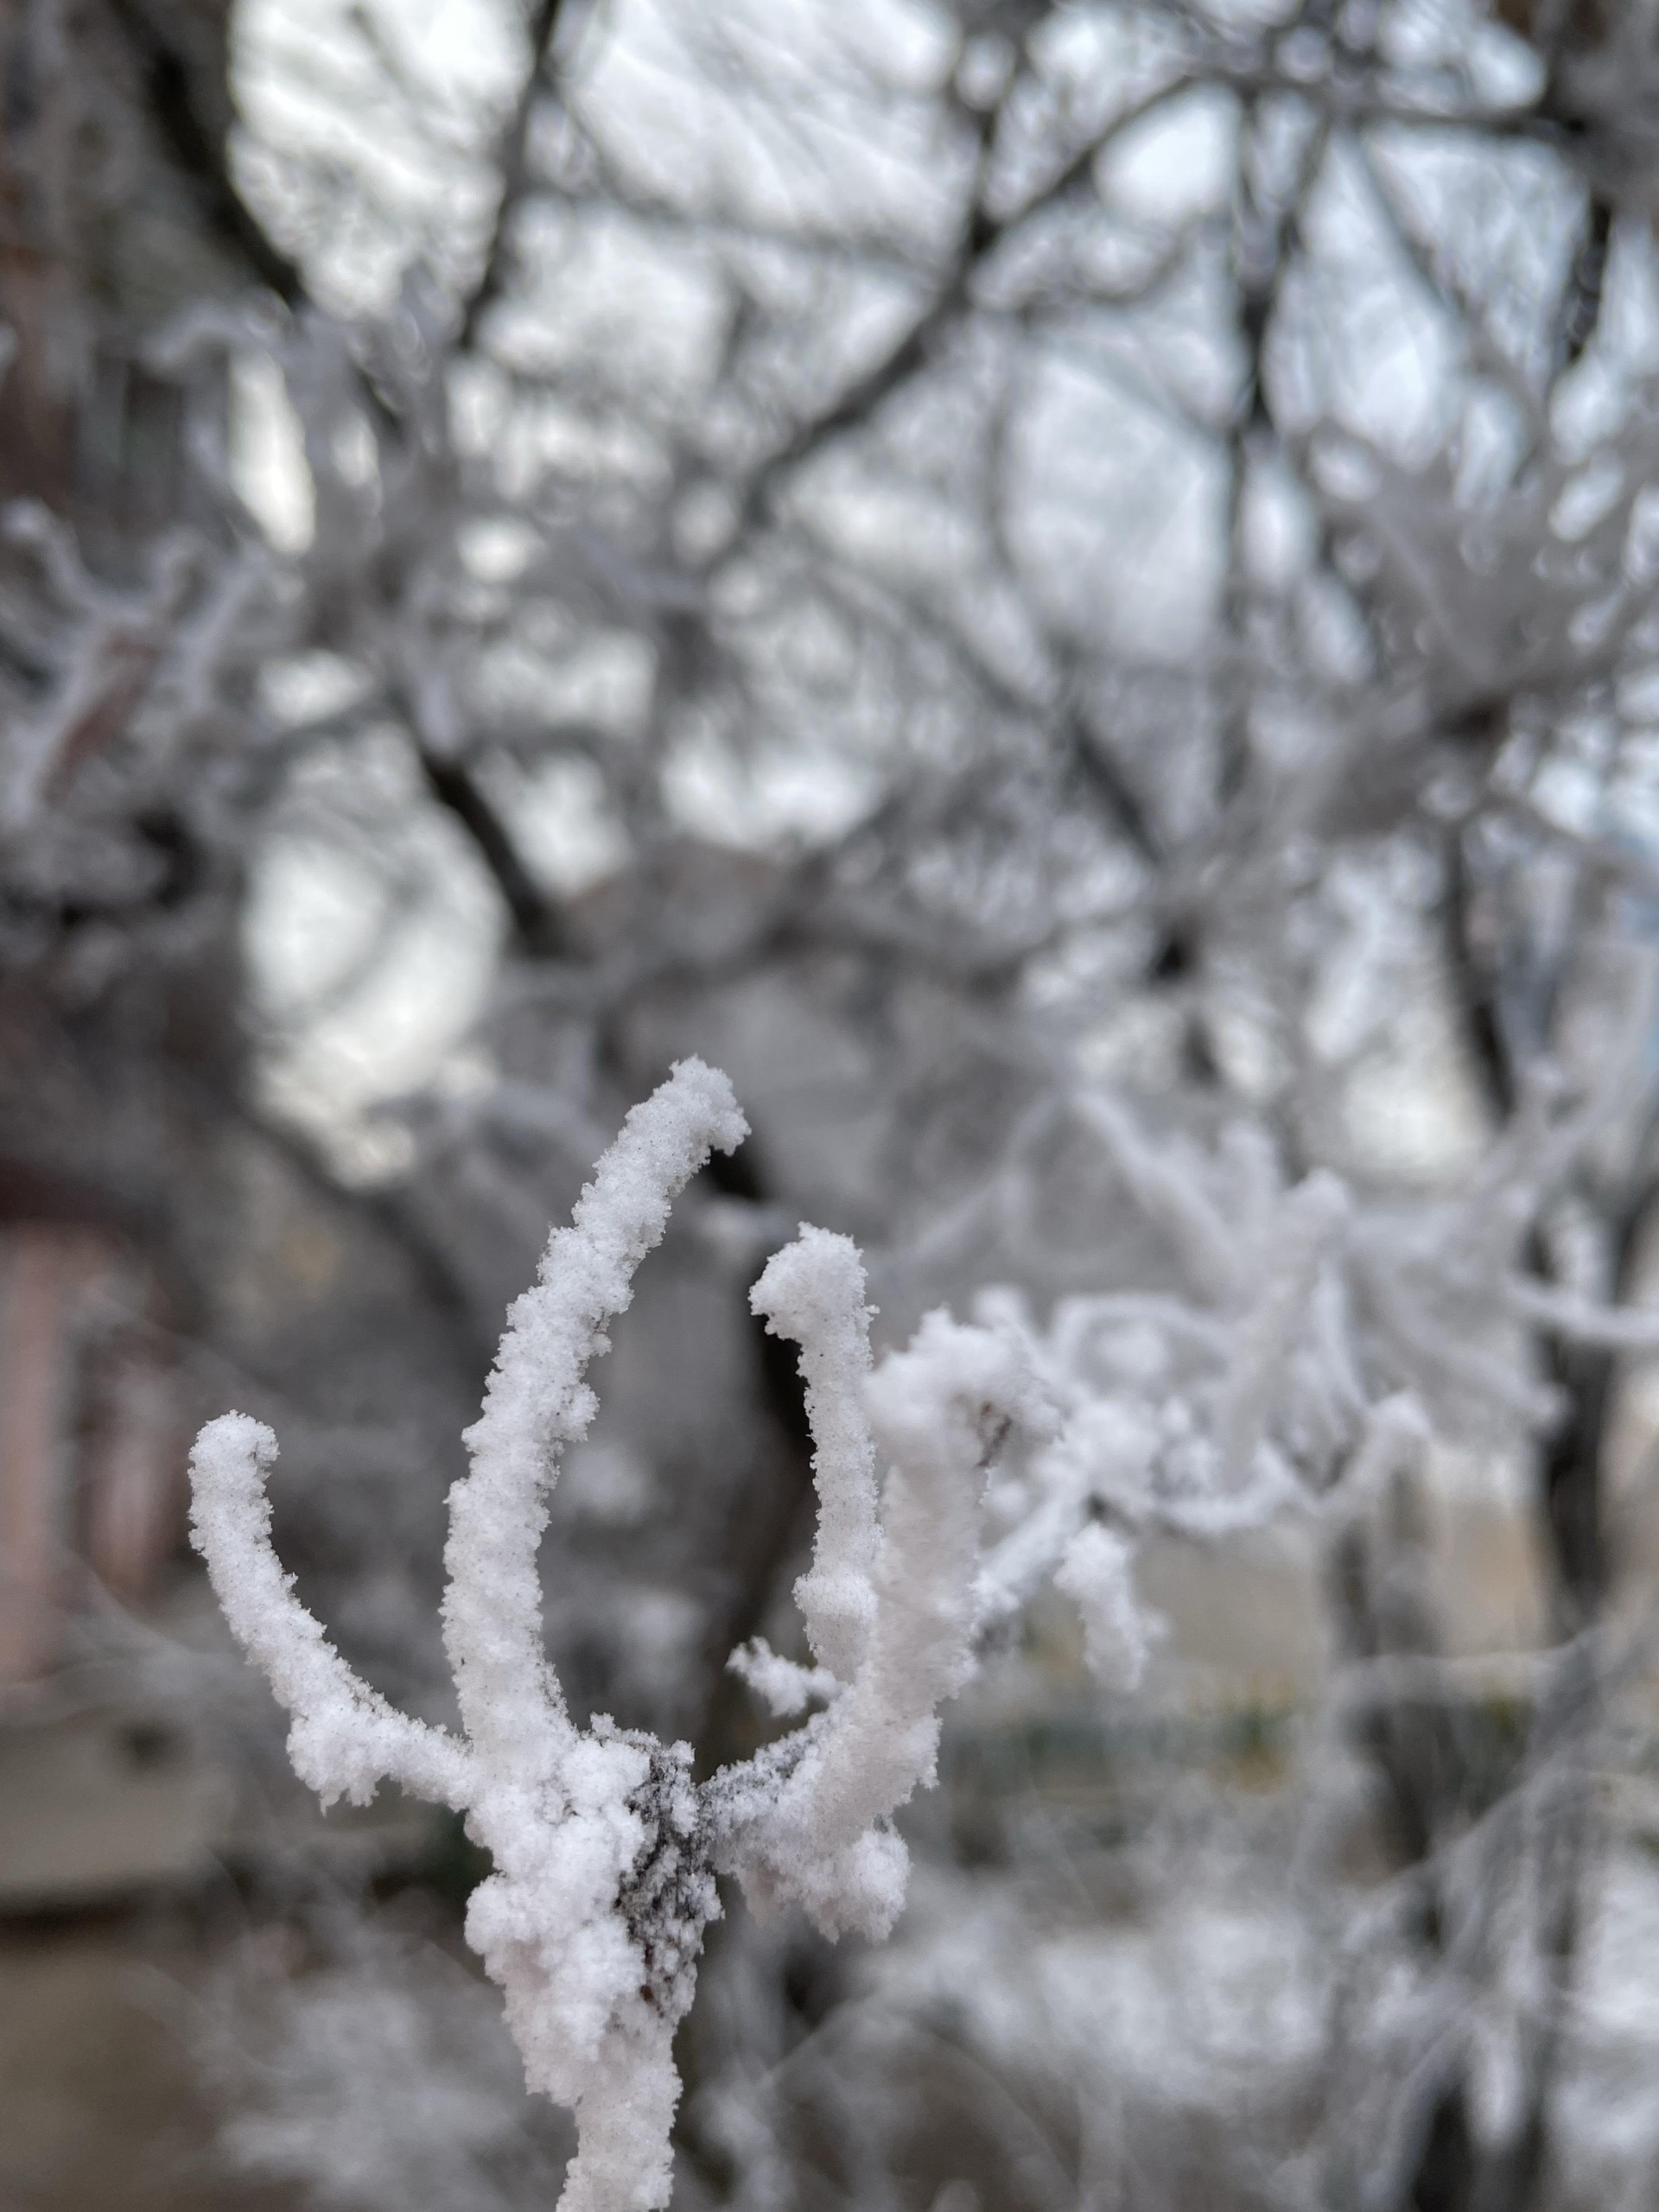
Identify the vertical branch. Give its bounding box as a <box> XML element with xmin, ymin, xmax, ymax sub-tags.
<box><xmin>459</xmin><ymin>0</ymin><xmax>569</xmax><ymax>352</ymax></box>
<box><xmin>749</xmin><ymin>1227</ymin><xmax>880</xmax><ymax>1686</ymax></box>
<box><xmin>442</xmin><ymin>1059</ymin><xmax>747</xmax><ymax>1779</ymax></box>
<box><xmin>1555</xmin><ymin>193</ymin><xmax>1615</xmax><ymax>376</ymax></box>
<box><xmin>1443</xmin><ymin>824</ymin><xmax>1516</xmax><ymax>1123</ymax></box>
<box><xmin>1217</xmin><ymin>98</ymin><xmax>1325</xmax><ymax>804</ymax></box>
<box><xmin>724</xmin><ymin>1312</ymin><xmax>1045</xmax><ymax>1942</ymax></box>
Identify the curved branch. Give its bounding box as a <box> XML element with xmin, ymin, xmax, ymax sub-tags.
<box><xmin>188</xmin><ymin>1413</ymin><xmax>474</xmax><ymax>1806</ymax></box>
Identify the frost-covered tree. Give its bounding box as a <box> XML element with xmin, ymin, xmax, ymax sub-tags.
<box><xmin>16</xmin><ymin>3</ymin><xmax>1659</xmax><ymax>2210</ymax></box>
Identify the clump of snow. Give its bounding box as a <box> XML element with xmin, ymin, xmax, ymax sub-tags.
<box><xmin>1055</xmin><ymin>1522</ymin><xmax>1154</xmax><ymax>1691</ymax></box>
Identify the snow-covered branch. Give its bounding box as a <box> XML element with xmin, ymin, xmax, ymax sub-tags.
<box><xmin>188</xmin><ymin>1415</ymin><xmax>475</xmax><ymax>1809</ymax></box>
<box><xmin>747</xmin><ymin>1227</ymin><xmax>880</xmax><ymax>1686</ymax></box>
<box><xmin>190</xmin><ymin>1065</ymin><xmax>1057</xmax><ymax>2212</ymax></box>
<box><xmin>718</xmin><ymin>1297</ymin><xmax>1051</xmax><ymax>1941</ymax></box>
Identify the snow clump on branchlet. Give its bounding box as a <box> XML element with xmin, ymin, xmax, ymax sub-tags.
<box><xmin>1055</xmin><ymin>1522</ymin><xmax>1155</xmax><ymax>1692</ymax></box>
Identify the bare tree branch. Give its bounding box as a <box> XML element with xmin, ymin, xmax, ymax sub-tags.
<box><xmin>459</xmin><ymin>0</ymin><xmax>569</xmax><ymax>352</ymax></box>
<box><xmin>105</xmin><ymin>0</ymin><xmax>303</xmax><ymax>304</ymax></box>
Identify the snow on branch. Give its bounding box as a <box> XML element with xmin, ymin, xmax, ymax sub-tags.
<box><xmin>970</xmin><ymin>1065</ymin><xmax>1659</xmax><ymax>1701</ymax></box>
<box><xmin>747</xmin><ymin>1227</ymin><xmax>880</xmax><ymax>1685</ymax></box>
<box><xmin>718</xmin><ymin>1299</ymin><xmax>1052</xmax><ymax>1941</ymax></box>
<box><xmin>189</xmin><ymin>1065</ymin><xmax>1056</xmax><ymax>2212</ymax></box>
<box><xmin>967</xmin><ymin>1117</ymin><xmax>1362</xmax><ymax>1694</ymax></box>
<box><xmin>188</xmin><ymin>1415</ymin><xmax>475</xmax><ymax>1810</ymax></box>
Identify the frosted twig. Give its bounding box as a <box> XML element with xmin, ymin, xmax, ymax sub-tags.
<box><xmin>192</xmin><ymin>1065</ymin><xmax>1055</xmax><ymax>2212</ymax></box>
<box><xmin>188</xmin><ymin>1415</ymin><xmax>475</xmax><ymax>1809</ymax></box>
<box><xmin>194</xmin><ymin>1060</ymin><xmax>747</xmax><ymax>2212</ymax></box>
<box><xmin>749</xmin><ymin>1226</ymin><xmax>880</xmax><ymax>1683</ymax></box>
<box><xmin>721</xmin><ymin>1311</ymin><xmax>1050</xmax><ymax>1940</ymax></box>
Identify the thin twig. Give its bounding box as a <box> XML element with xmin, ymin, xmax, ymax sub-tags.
<box><xmin>459</xmin><ymin>0</ymin><xmax>569</xmax><ymax>351</ymax></box>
